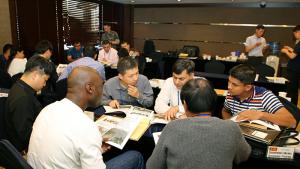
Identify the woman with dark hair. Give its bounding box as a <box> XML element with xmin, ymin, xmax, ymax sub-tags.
<box><xmin>281</xmin><ymin>25</ymin><xmax>300</xmax><ymax>105</ymax></box>
<box><xmin>147</xmin><ymin>79</ymin><xmax>251</xmax><ymax>169</ymax></box>
<box><xmin>7</xmin><ymin>47</ymin><xmax>27</xmax><ymax>77</ymax></box>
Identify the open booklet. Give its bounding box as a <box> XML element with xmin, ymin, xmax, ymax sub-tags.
<box><xmin>102</xmin><ymin>105</ymin><xmax>169</xmax><ymax>142</ymax></box>
<box><xmin>95</xmin><ymin>115</ymin><xmax>140</xmax><ymax>149</ymax></box>
<box><xmin>231</xmin><ymin>115</ymin><xmax>281</xmax><ymax>131</ymax></box>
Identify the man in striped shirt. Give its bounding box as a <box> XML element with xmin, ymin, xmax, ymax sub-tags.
<box><xmin>222</xmin><ymin>64</ymin><xmax>296</xmax><ymax>128</ymax></box>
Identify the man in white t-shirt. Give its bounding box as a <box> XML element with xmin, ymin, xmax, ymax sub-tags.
<box><xmin>98</xmin><ymin>40</ymin><xmax>119</xmax><ymax>65</ymax></box>
<box><xmin>27</xmin><ymin>66</ymin><xmax>144</xmax><ymax>169</ymax></box>
<box><xmin>154</xmin><ymin>59</ymin><xmax>195</xmax><ymax>120</ymax></box>
<box><xmin>244</xmin><ymin>24</ymin><xmax>269</xmax><ymax>58</ymax></box>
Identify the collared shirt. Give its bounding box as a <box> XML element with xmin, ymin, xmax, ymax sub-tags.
<box><xmin>68</xmin><ymin>47</ymin><xmax>84</xmax><ymax>60</ymax></box>
<box><xmin>224</xmin><ymin>86</ymin><xmax>283</xmax><ymax>116</ymax></box>
<box><xmin>244</xmin><ymin>34</ymin><xmax>267</xmax><ymax>57</ymax></box>
<box><xmin>58</xmin><ymin>57</ymin><xmax>106</xmax><ymax>81</ymax></box>
<box><xmin>7</xmin><ymin>58</ymin><xmax>27</xmax><ymax>76</ymax></box>
<box><xmin>98</xmin><ymin>48</ymin><xmax>119</xmax><ymax>65</ymax></box>
<box><xmin>27</xmin><ymin>98</ymin><xmax>106</xmax><ymax>169</ymax></box>
<box><xmin>102</xmin><ymin>75</ymin><xmax>154</xmax><ymax>108</ymax></box>
<box><xmin>154</xmin><ymin>77</ymin><xmax>185</xmax><ymax>114</ymax></box>
<box><xmin>101</xmin><ymin>31</ymin><xmax>120</xmax><ymax>48</ymax></box>
<box><xmin>4</xmin><ymin>79</ymin><xmax>42</xmax><ymax>152</ymax></box>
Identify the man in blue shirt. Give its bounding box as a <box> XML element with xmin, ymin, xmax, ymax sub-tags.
<box><xmin>67</xmin><ymin>41</ymin><xmax>83</xmax><ymax>63</ymax></box>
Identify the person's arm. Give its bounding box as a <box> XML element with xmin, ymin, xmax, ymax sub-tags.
<box><xmin>97</xmin><ymin>50</ymin><xmax>104</xmax><ymax>62</ymax></box>
<box><xmin>111</xmin><ymin>32</ymin><xmax>120</xmax><ymax>45</ymax></box>
<box><xmin>111</xmin><ymin>49</ymin><xmax>119</xmax><ymax>65</ymax></box>
<box><xmin>78</xmin><ymin>123</ymin><xmax>106</xmax><ymax>169</ymax></box>
<box><xmin>232</xmin><ymin>123</ymin><xmax>251</xmax><ymax>164</ymax></box>
<box><xmin>101</xmin><ymin>82</ymin><xmax>113</xmax><ymax>106</ymax></box>
<box><xmin>11</xmin><ymin>96</ymin><xmax>42</xmax><ymax>151</ymax></box>
<box><xmin>222</xmin><ymin>96</ymin><xmax>233</xmax><ymax>119</ymax></box>
<box><xmin>146</xmin><ymin>124</ymin><xmax>170</xmax><ymax>169</ymax></box>
<box><xmin>222</xmin><ymin>107</ymin><xmax>233</xmax><ymax>120</ymax></box>
<box><xmin>154</xmin><ymin>80</ymin><xmax>172</xmax><ymax>114</ymax></box>
<box><xmin>237</xmin><ymin>91</ymin><xmax>296</xmax><ymax>128</ymax></box>
<box><xmin>135</xmin><ymin>77</ymin><xmax>154</xmax><ymax>108</ymax></box>
<box><xmin>281</xmin><ymin>46</ymin><xmax>297</xmax><ymax>59</ymax></box>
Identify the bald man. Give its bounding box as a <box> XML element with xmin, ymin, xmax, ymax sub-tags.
<box><xmin>27</xmin><ymin>66</ymin><xmax>144</xmax><ymax>169</ymax></box>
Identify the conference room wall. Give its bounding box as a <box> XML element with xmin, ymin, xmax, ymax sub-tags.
<box><xmin>0</xmin><ymin>0</ymin><xmax>12</xmax><ymax>54</ymax></box>
<box><xmin>133</xmin><ymin>7</ymin><xmax>299</xmax><ymax>59</ymax></box>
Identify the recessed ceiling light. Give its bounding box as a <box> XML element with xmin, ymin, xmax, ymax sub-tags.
<box><xmin>177</xmin><ymin>0</ymin><xmax>181</xmax><ymax>2</ymax></box>
<box><xmin>131</xmin><ymin>0</ymin><xmax>135</xmax><ymax>3</ymax></box>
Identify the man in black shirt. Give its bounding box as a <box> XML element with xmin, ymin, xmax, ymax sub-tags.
<box><xmin>35</xmin><ymin>40</ymin><xmax>59</xmax><ymax>106</ymax></box>
<box><xmin>4</xmin><ymin>56</ymin><xmax>53</xmax><ymax>152</ymax></box>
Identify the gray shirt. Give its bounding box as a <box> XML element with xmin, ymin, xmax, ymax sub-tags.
<box><xmin>102</xmin><ymin>75</ymin><xmax>154</xmax><ymax>108</ymax></box>
<box><xmin>147</xmin><ymin>117</ymin><xmax>251</xmax><ymax>169</ymax></box>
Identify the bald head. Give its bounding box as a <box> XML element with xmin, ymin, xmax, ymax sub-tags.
<box><xmin>67</xmin><ymin>66</ymin><xmax>103</xmax><ymax>109</ymax></box>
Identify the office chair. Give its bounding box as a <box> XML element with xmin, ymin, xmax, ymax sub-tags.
<box><xmin>0</xmin><ymin>97</ymin><xmax>7</xmax><ymax>139</ymax></box>
<box><xmin>204</xmin><ymin>60</ymin><xmax>225</xmax><ymax>74</ymax></box>
<box><xmin>56</xmin><ymin>78</ymin><xmax>68</xmax><ymax>101</ymax></box>
<box><xmin>0</xmin><ymin>139</ymin><xmax>33</xmax><ymax>169</ymax></box>
<box><xmin>182</xmin><ymin>45</ymin><xmax>200</xmax><ymax>57</ymax></box>
<box><xmin>253</xmin><ymin>63</ymin><xmax>275</xmax><ymax>77</ymax></box>
<box><xmin>278</xmin><ymin>96</ymin><xmax>300</xmax><ymax>128</ymax></box>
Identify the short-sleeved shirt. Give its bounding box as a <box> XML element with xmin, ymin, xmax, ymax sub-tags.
<box><xmin>224</xmin><ymin>86</ymin><xmax>283</xmax><ymax>116</ymax></box>
<box><xmin>244</xmin><ymin>35</ymin><xmax>267</xmax><ymax>57</ymax></box>
<box><xmin>101</xmin><ymin>31</ymin><xmax>119</xmax><ymax>48</ymax></box>
<box><xmin>287</xmin><ymin>41</ymin><xmax>300</xmax><ymax>73</ymax></box>
<box><xmin>67</xmin><ymin>47</ymin><xmax>83</xmax><ymax>60</ymax></box>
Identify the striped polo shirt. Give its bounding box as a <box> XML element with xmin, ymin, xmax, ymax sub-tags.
<box><xmin>224</xmin><ymin>86</ymin><xmax>283</xmax><ymax>116</ymax></box>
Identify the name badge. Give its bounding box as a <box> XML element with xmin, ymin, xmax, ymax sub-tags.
<box><xmin>266</xmin><ymin>146</ymin><xmax>294</xmax><ymax>160</ymax></box>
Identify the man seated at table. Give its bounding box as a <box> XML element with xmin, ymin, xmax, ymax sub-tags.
<box><xmin>222</xmin><ymin>64</ymin><xmax>296</xmax><ymax>128</ymax></box>
<box><xmin>27</xmin><ymin>66</ymin><xmax>144</xmax><ymax>169</ymax></box>
<box><xmin>102</xmin><ymin>57</ymin><xmax>153</xmax><ymax>108</ymax></box>
<box><xmin>147</xmin><ymin>78</ymin><xmax>251</xmax><ymax>169</ymax></box>
<box><xmin>58</xmin><ymin>46</ymin><xmax>106</xmax><ymax>82</ymax></box>
<box><xmin>98</xmin><ymin>40</ymin><xmax>119</xmax><ymax>65</ymax></box>
<box><xmin>4</xmin><ymin>56</ymin><xmax>53</xmax><ymax>152</ymax></box>
<box><xmin>67</xmin><ymin>41</ymin><xmax>84</xmax><ymax>63</ymax></box>
<box><xmin>154</xmin><ymin>59</ymin><xmax>195</xmax><ymax>120</ymax></box>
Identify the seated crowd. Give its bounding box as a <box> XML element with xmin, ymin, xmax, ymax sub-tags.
<box><xmin>0</xmin><ymin>37</ymin><xmax>298</xmax><ymax>169</ymax></box>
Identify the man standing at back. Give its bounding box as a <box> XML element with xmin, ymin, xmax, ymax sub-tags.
<box><xmin>101</xmin><ymin>24</ymin><xmax>120</xmax><ymax>49</ymax></box>
<box><xmin>4</xmin><ymin>56</ymin><xmax>52</xmax><ymax>152</ymax></box>
<box><xmin>244</xmin><ymin>24</ymin><xmax>269</xmax><ymax>64</ymax></box>
<box><xmin>27</xmin><ymin>66</ymin><xmax>144</xmax><ymax>169</ymax></box>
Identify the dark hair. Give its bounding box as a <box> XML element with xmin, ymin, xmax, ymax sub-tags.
<box><xmin>102</xmin><ymin>40</ymin><xmax>110</xmax><ymax>45</ymax></box>
<box><xmin>35</xmin><ymin>40</ymin><xmax>53</xmax><ymax>54</ymax></box>
<box><xmin>3</xmin><ymin>44</ymin><xmax>13</xmax><ymax>54</ymax></box>
<box><xmin>73</xmin><ymin>41</ymin><xmax>80</xmax><ymax>45</ymax></box>
<box><xmin>83</xmin><ymin>46</ymin><xmax>96</xmax><ymax>58</ymax></box>
<box><xmin>293</xmin><ymin>25</ymin><xmax>300</xmax><ymax>32</ymax></box>
<box><xmin>256</xmin><ymin>24</ymin><xmax>265</xmax><ymax>30</ymax></box>
<box><xmin>24</xmin><ymin>55</ymin><xmax>53</xmax><ymax>75</ymax></box>
<box><xmin>229</xmin><ymin>64</ymin><xmax>256</xmax><ymax>84</ymax></box>
<box><xmin>118</xmin><ymin>48</ymin><xmax>129</xmax><ymax>58</ymax></box>
<box><xmin>172</xmin><ymin>59</ymin><xmax>195</xmax><ymax>74</ymax></box>
<box><xmin>117</xmin><ymin>57</ymin><xmax>138</xmax><ymax>75</ymax></box>
<box><xmin>181</xmin><ymin>79</ymin><xmax>217</xmax><ymax>115</ymax></box>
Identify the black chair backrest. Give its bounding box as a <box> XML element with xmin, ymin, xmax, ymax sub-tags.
<box><xmin>204</xmin><ymin>60</ymin><xmax>225</xmax><ymax>74</ymax></box>
<box><xmin>0</xmin><ymin>69</ymin><xmax>12</xmax><ymax>89</ymax></box>
<box><xmin>0</xmin><ymin>97</ymin><xmax>7</xmax><ymax>139</ymax></box>
<box><xmin>143</xmin><ymin>40</ymin><xmax>155</xmax><ymax>56</ymax></box>
<box><xmin>253</xmin><ymin>63</ymin><xmax>275</xmax><ymax>77</ymax></box>
<box><xmin>56</xmin><ymin>78</ymin><xmax>68</xmax><ymax>101</ymax></box>
<box><xmin>278</xmin><ymin>96</ymin><xmax>300</xmax><ymax>128</ymax></box>
<box><xmin>182</xmin><ymin>45</ymin><xmax>200</xmax><ymax>57</ymax></box>
<box><xmin>0</xmin><ymin>139</ymin><xmax>33</xmax><ymax>169</ymax></box>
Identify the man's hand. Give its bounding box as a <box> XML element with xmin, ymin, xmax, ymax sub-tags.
<box><xmin>164</xmin><ymin>106</ymin><xmax>179</xmax><ymax>121</ymax></box>
<box><xmin>128</xmin><ymin>85</ymin><xmax>139</xmax><ymax>98</ymax></box>
<box><xmin>255</xmin><ymin>42</ymin><xmax>262</xmax><ymax>47</ymax></box>
<box><xmin>236</xmin><ymin>110</ymin><xmax>264</xmax><ymax>122</ymax></box>
<box><xmin>109</xmin><ymin>100</ymin><xmax>120</xmax><ymax>108</ymax></box>
<box><xmin>101</xmin><ymin>138</ymin><xmax>111</xmax><ymax>154</ymax></box>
